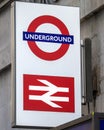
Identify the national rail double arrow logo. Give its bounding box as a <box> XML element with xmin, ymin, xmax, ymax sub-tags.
<box><xmin>29</xmin><ymin>79</ymin><xmax>69</xmax><ymax>108</ymax></box>
<box><xmin>23</xmin><ymin>74</ymin><xmax>75</xmax><ymax>112</ymax></box>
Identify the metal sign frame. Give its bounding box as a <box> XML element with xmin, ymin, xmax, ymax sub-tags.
<box><xmin>11</xmin><ymin>1</ymin><xmax>81</xmax><ymax>128</ymax></box>
<box><xmin>50</xmin><ymin>113</ymin><xmax>104</xmax><ymax>130</ymax></box>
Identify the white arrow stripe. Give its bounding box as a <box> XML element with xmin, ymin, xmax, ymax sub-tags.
<box><xmin>29</xmin><ymin>95</ymin><xmax>62</xmax><ymax>108</ymax></box>
<box><xmin>29</xmin><ymin>95</ymin><xmax>41</xmax><ymax>100</ymax></box>
<box><xmin>29</xmin><ymin>85</ymin><xmax>68</xmax><ymax>92</ymax></box>
<box><xmin>49</xmin><ymin>97</ymin><xmax>69</xmax><ymax>102</ymax></box>
<box><xmin>38</xmin><ymin>79</ymin><xmax>69</xmax><ymax>92</ymax></box>
<box><xmin>29</xmin><ymin>95</ymin><xmax>69</xmax><ymax>102</ymax></box>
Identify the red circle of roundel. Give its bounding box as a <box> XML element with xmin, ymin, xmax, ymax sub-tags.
<box><xmin>27</xmin><ymin>15</ymin><xmax>70</xmax><ymax>61</ymax></box>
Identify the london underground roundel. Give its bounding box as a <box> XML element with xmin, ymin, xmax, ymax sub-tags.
<box><xmin>27</xmin><ymin>15</ymin><xmax>70</xmax><ymax>60</ymax></box>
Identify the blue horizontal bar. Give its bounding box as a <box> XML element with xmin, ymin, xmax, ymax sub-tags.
<box><xmin>23</xmin><ymin>32</ymin><xmax>74</xmax><ymax>44</ymax></box>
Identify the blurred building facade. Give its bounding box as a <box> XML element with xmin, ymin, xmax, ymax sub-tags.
<box><xmin>0</xmin><ymin>0</ymin><xmax>104</xmax><ymax>130</ymax></box>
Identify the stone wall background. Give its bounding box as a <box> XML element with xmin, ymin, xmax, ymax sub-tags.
<box><xmin>0</xmin><ymin>0</ymin><xmax>104</xmax><ymax>129</ymax></box>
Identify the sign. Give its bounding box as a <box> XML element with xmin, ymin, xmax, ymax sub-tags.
<box><xmin>12</xmin><ymin>1</ymin><xmax>81</xmax><ymax>128</ymax></box>
<box><xmin>23</xmin><ymin>74</ymin><xmax>74</xmax><ymax>112</ymax></box>
<box><xmin>100</xmin><ymin>120</ymin><xmax>104</xmax><ymax>130</ymax></box>
<box><xmin>23</xmin><ymin>15</ymin><xmax>73</xmax><ymax>60</ymax></box>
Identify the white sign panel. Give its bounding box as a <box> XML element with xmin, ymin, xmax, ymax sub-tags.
<box><xmin>12</xmin><ymin>1</ymin><xmax>81</xmax><ymax>128</ymax></box>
